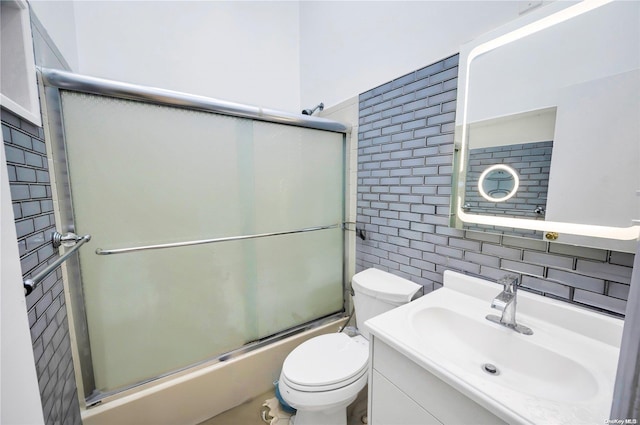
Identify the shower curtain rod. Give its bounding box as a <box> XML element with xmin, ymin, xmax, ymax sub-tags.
<box><xmin>95</xmin><ymin>224</ymin><xmax>343</xmax><ymax>256</ymax></box>
<box><xmin>38</xmin><ymin>68</ymin><xmax>349</xmax><ymax>133</ymax></box>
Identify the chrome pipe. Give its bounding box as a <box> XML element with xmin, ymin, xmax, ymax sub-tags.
<box><xmin>24</xmin><ymin>234</ymin><xmax>92</xmax><ymax>295</ymax></box>
<box><xmin>302</xmin><ymin>102</ymin><xmax>324</xmax><ymax>116</ymax></box>
<box><xmin>96</xmin><ymin>224</ymin><xmax>342</xmax><ymax>256</ymax></box>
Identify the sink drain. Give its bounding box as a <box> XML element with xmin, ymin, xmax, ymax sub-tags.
<box><xmin>482</xmin><ymin>363</ymin><xmax>499</xmax><ymax>375</ymax></box>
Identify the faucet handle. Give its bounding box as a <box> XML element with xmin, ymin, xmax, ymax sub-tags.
<box><xmin>491</xmin><ymin>291</ymin><xmax>512</xmax><ymax>311</ymax></box>
<box><xmin>497</xmin><ymin>274</ymin><xmax>519</xmax><ymax>292</ymax></box>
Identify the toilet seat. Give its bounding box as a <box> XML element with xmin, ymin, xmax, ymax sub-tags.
<box><xmin>281</xmin><ymin>333</ymin><xmax>369</xmax><ymax>392</ymax></box>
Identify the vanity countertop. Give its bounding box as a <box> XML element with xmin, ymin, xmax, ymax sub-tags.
<box><xmin>365</xmin><ymin>270</ymin><xmax>624</xmax><ymax>425</ymax></box>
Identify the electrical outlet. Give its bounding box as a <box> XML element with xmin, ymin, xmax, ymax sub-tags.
<box><xmin>519</xmin><ymin>0</ymin><xmax>543</xmax><ymax>14</ymax></box>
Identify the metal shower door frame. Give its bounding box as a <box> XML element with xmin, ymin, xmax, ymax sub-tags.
<box><xmin>38</xmin><ymin>67</ymin><xmax>350</xmax><ymax>406</ymax></box>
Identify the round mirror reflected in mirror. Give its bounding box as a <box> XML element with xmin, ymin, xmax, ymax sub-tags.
<box><xmin>478</xmin><ymin>164</ymin><xmax>520</xmax><ymax>202</ymax></box>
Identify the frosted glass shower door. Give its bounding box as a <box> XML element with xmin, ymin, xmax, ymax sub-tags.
<box><xmin>59</xmin><ymin>92</ymin><xmax>345</xmax><ymax>392</ymax></box>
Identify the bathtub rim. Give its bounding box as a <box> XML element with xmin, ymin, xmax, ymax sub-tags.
<box><xmin>80</xmin><ymin>316</ymin><xmax>349</xmax><ymax>425</ymax></box>
<box><xmin>83</xmin><ymin>311</ymin><xmax>347</xmax><ymax>407</ymax></box>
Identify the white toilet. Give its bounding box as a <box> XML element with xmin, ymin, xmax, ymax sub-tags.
<box><xmin>278</xmin><ymin>268</ymin><xmax>422</xmax><ymax>425</ymax></box>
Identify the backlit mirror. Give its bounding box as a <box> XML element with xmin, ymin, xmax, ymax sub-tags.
<box><xmin>452</xmin><ymin>0</ymin><xmax>640</xmax><ymax>253</ymax></box>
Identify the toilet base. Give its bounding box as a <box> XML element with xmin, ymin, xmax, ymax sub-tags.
<box><xmin>290</xmin><ymin>404</ymin><xmax>347</xmax><ymax>425</ymax></box>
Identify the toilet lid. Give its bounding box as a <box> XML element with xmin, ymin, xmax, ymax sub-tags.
<box><xmin>282</xmin><ymin>333</ymin><xmax>368</xmax><ymax>390</ymax></box>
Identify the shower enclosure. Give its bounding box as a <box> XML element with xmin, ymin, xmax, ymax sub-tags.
<box><xmin>39</xmin><ymin>69</ymin><xmax>348</xmax><ymax>403</ymax></box>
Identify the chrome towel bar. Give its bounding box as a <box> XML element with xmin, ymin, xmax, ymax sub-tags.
<box><xmin>24</xmin><ymin>232</ymin><xmax>91</xmax><ymax>295</ymax></box>
<box><xmin>95</xmin><ymin>224</ymin><xmax>343</xmax><ymax>256</ymax></box>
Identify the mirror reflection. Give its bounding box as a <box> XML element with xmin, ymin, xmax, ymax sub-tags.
<box><xmin>453</xmin><ymin>0</ymin><xmax>640</xmax><ymax>252</ymax></box>
<box><xmin>477</xmin><ymin>164</ymin><xmax>519</xmax><ymax>203</ymax></box>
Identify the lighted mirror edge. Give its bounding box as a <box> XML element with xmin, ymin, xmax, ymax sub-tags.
<box><xmin>456</xmin><ymin>196</ymin><xmax>640</xmax><ymax>241</ymax></box>
<box><xmin>455</xmin><ymin>0</ymin><xmax>630</xmax><ymax>239</ymax></box>
<box><xmin>459</xmin><ymin>0</ymin><xmax>613</xmax><ymax>171</ymax></box>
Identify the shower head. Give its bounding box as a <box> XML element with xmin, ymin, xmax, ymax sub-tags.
<box><xmin>301</xmin><ymin>102</ymin><xmax>324</xmax><ymax>116</ymax></box>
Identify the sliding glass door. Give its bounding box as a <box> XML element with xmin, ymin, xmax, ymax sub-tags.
<box><xmin>58</xmin><ymin>91</ymin><xmax>345</xmax><ymax>393</ymax></box>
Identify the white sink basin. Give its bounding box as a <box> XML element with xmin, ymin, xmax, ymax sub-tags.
<box><xmin>366</xmin><ymin>270</ymin><xmax>623</xmax><ymax>425</ymax></box>
<box><xmin>411</xmin><ymin>306</ymin><xmax>598</xmax><ymax>402</ymax></box>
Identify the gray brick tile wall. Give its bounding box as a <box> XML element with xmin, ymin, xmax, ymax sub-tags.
<box><xmin>2</xmin><ymin>107</ymin><xmax>81</xmax><ymax>425</ymax></box>
<box><xmin>356</xmin><ymin>54</ymin><xmax>635</xmax><ymax>317</ymax></box>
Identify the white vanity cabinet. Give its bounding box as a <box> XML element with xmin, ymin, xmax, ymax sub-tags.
<box><xmin>365</xmin><ymin>270</ymin><xmax>622</xmax><ymax>424</ymax></box>
<box><xmin>368</xmin><ymin>337</ymin><xmax>507</xmax><ymax>425</ymax></box>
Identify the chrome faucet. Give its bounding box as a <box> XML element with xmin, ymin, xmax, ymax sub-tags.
<box><xmin>486</xmin><ymin>275</ymin><xmax>533</xmax><ymax>335</ymax></box>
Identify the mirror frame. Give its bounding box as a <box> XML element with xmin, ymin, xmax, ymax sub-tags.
<box><xmin>452</xmin><ymin>0</ymin><xmax>639</xmax><ymax>248</ymax></box>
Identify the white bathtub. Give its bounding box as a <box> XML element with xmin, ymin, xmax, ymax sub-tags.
<box><xmin>82</xmin><ymin>318</ymin><xmax>347</xmax><ymax>425</ymax></box>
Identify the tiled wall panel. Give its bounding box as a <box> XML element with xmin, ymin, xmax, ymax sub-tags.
<box><xmin>2</xmin><ymin>107</ymin><xmax>81</xmax><ymax>425</ymax></box>
<box><xmin>356</xmin><ymin>54</ymin><xmax>634</xmax><ymax>317</ymax></box>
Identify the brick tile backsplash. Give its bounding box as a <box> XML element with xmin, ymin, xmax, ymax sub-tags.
<box><xmin>356</xmin><ymin>54</ymin><xmax>635</xmax><ymax>317</ymax></box>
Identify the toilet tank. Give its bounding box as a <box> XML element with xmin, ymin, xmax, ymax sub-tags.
<box><xmin>351</xmin><ymin>268</ymin><xmax>422</xmax><ymax>339</ymax></box>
